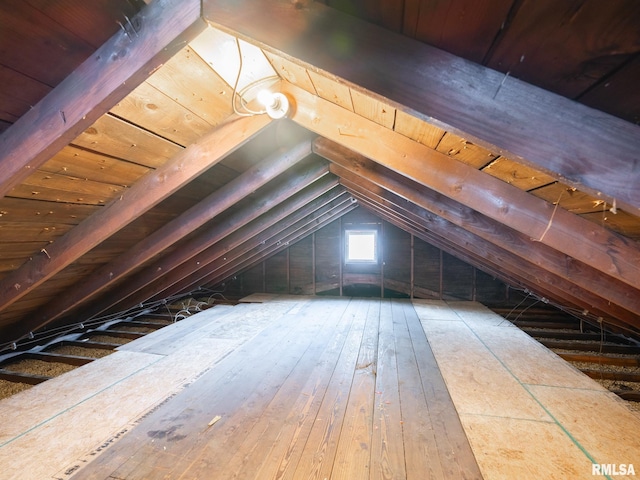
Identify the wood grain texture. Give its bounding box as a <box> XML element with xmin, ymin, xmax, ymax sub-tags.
<box><xmin>0</xmin><ymin>114</ymin><xmax>271</xmax><ymax>339</ymax></box>
<box><xmin>303</xmin><ymin>98</ymin><xmax>640</xmax><ymax>290</ymax></box>
<box><xmin>114</xmin><ymin>189</ymin><xmax>351</xmax><ymax>309</ymax></box>
<box><xmin>203</xmin><ymin>3</ymin><xmax>640</xmax><ymax>211</ymax></box>
<box><xmin>105</xmin><ymin>174</ymin><xmax>341</xmax><ymax>311</ymax></box>
<box><xmin>319</xmin><ymin>139</ymin><xmax>640</xmax><ymax>320</ymax></box>
<box><xmin>344</xmin><ymin>180</ymin><xmax>640</xmax><ymax>326</ymax></box>
<box><xmin>0</xmin><ymin>0</ymin><xmax>206</xmax><ymax>199</ymax></box>
<box><xmin>407</xmin><ymin>0</ymin><xmax>514</xmax><ymax>64</ymax></box>
<box><xmin>485</xmin><ymin>0</ymin><xmax>640</xmax><ymax>99</ymax></box>
<box><xmin>36</xmin><ymin>141</ymin><xmax>310</xmax><ymax>328</ymax></box>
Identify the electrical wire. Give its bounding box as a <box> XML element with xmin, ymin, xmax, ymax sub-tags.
<box><xmin>231</xmin><ymin>37</ymin><xmax>278</xmax><ymax>117</ymax></box>
<box><xmin>0</xmin><ymin>290</ymin><xmax>204</xmax><ymax>355</ymax></box>
<box><xmin>232</xmin><ymin>37</ymin><xmax>263</xmax><ymax>117</ymax></box>
<box><xmin>507</xmin><ymin>285</ymin><xmax>640</xmax><ymax>341</ymax></box>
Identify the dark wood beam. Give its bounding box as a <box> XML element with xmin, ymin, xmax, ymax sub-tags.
<box><xmin>0</xmin><ymin>0</ymin><xmax>206</xmax><ymax>198</ymax></box>
<box><xmin>351</xmin><ymin>192</ymin><xmax>550</xmax><ymax>300</ymax></box>
<box><xmin>332</xmin><ymin>166</ymin><xmax>638</xmax><ymax>324</ymax></box>
<box><xmin>203</xmin><ymin>0</ymin><xmax>640</xmax><ymax>212</ymax></box>
<box><xmin>352</xmin><ymin>192</ymin><xmax>601</xmax><ymax>320</ymax></box>
<box><xmin>109</xmin><ymin>193</ymin><xmax>353</xmax><ymax>307</ymax></box>
<box><xmin>0</xmin><ymin>114</ymin><xmax>271</xmax><ymax>320</ymax></box>
<box><xmin>69</xmin><ymin>170</ymin><xmax>340</xmax><ymax>322</ymax></box>
<box><xmin>198</xmin><ymin>201</ymin><xmax>357</xmax><ymax>295</ymax></box>
<box><xmin>34</xmin><ymin>140</ymin><xmax>311</xmax><ymax>331</ymax></box>
<box><xmin>314</xmin><ymin>137</ymin><xmax>640</xmax><ymax>318</ymax></box>
<box><xmin>148</xmin><ymin>192</ymin><xmax>354</xmax><ymax>303</ymax></box>
<box><xmin>353</xmin><ymin>196</ymin><xmax>640</xmax><ymax>335</ymax></box>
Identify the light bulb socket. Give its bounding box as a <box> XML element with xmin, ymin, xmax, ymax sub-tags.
<box><xmin>258</xmin><ymin>91</ymin><xmax>290</xmax><ymax>119</ymax></box>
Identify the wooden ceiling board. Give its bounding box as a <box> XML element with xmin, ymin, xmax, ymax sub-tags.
<box><xmin>394</xmin><ymin>110</ymin><xmax>445</xmax><ymax>149</ymax></box>
<box><xmin>9</xmin><ymin>171</ymin><xmax>125</xmax><ymax>205</ymax></box>
<box><xmin>83</xmin><ymin>186</ymin><xmax>349</xmax><ymax>312</ymax></box>
<box><xmin>203</xmin><ymin>3</ymin><xmax>640</xmax><ymax>211</ymax></box>
<box><xmin>435</xmin><ymin>132</ymin><xmax>497</xmax><ymax>168</ymax></box>
<box><xmin>144</xmin><ymin>46</ymin><xmax>234</xmax><ymax>128</ymax></box>
<box><xmin>307</xmin><ymin>70</ymin><xmax>355</xmax><ymax>111</ymax></box>
<box><xmin>0</xmin><ymin>221</ymin><xmax>73</xmax><ymax>244</ymax></box>
<box><xmin>92</xmin><ymin>177</ymin><xmax>344</xmax><ymax>316</ymax></box>
<box><xmin>485</xmin><ymin>0</ymin><xmax>640</xmax><ymax>99</ymax></box>
<box><xmin>0</xmin><ymin>114</ymin><xmax>271</xmax><ymax>322</ymax></box>
<box><xmin>581</xmin><ymin>209</ymin><xmax>640</xmax><ymax>240</ymax></box>
<box><xmin>481</xmin><ymin>157</ymin><xmax>557</xmax><ymax>191</ymax></box>
<box><xmin>193</xmin><ymin>201</ymin><xmax>357</xmax><ymax>297</ymax></box>
<box><xmin>351</xmin><ymin>89</ymin><xmax>396</xmax><ymax>129</ymax></box>
<box><xmin>190</xmin><ymin>27</ymin><xmax>277</xmax><ymax>100</ymax></box>
<box><xmin>0</xmin><ymin>199</ymin><xmax>98</xmax><ymax>278</ymax></box>
<box><xmin>0</xmin><ymin>265</ymin><xmax>102</xmax><ymax>329</ymax></box>
<box><xmin>264</xmin><ymin>51</ymin><xmax>318</xmax><ymax>95</ymax></box>
<box><xmin>41</xmin><ymin>146</ymin><xmax>151</xmax><ymax>187</ymax></box>
<box><xmin>0</xmin><ymin>242</ymin><xmax>49</xmax><ymax>273</ymax></box>
<box><xmin>326</xmin><ymin>0</ymin><xmax>404</xmax><ymax>33</ymax></box>
<box><xmin>38</xmin><ymin>140</ymin><xmax>316</xmax><ymax>325</ymax></box>
<box><xmin>23</xmin><ymin>0</ymin><xmax>145</xmax><ymax>49</ymax></box>
<box><xmin>320</xmin><ymin>137</ymin><xmax>640</xmax><ymax>319</ymax></box>
<box><xmin>290</xmin><ymin>84</ymin><xmax>640</xmax><ymax>292</ymax></box>
<box><xmin>71</xmin><ymin>114</ymin><xmax>183</xmax><ymax>169</ymax></box>
<box><xmin>530</xmin><ymin>182</ymin><xmax>608</xmax><ymax>215</ymax></box>
<box><xmin>406</xmin><ymin>0</ymin><xmax>515</xmax><ymax>63</ymax></box>
<box><xmin>110</xmin><ymin>81</ymin><xmax>213</xmax><ymax>147</ymax></box>
<box><xmin>343</xmin><ymin>175</ymin><xmax>640</xmax><ymax>324</ymax></box>
<box><xmin>579</xmin><ymin>54</ymin><xmax>640</xmax><ymax>125</ymax></box>
<box><xmin>0</xmin><ymin>0</ymin><xmax>94</xmax><ymax>87</ymax></box>
<box><xmin>0</xmin><ymin>66</ymin><xmax>51</xmax><ymax>121</ymax></box>
<box><xmin>0</xmin><ymin>197</ymin><xmax>99</xmax><ymax>225</ymax></box>
<box><xmin>0</xmin><ymin>0</ymin><xmax>206</xmax><ymax>200</ymax></box>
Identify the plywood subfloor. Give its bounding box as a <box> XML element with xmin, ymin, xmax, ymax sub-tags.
<box><xmin>2</xmin><ymin>297</ymin><xmax>638</xmax><ymax>480</ymax></box>
<box><xmin>0</xmin><ymin>301</ymin><xmax>296</xmax><ymax>480</ymax></box>
<box><xmin>66</xmin><ymin>296</ymin><xmax>480</xmax><ymax>480</ymax></box>
<box><xmin>415</xmin><ymin>299</ymin><xmax>640</xmax><ymax>480</ymax></box>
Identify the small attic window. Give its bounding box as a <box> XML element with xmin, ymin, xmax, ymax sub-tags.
<box><xmin>345</xmin><ymin>230</ymin><xmax>378</xmax><ymax>263</ymax></box>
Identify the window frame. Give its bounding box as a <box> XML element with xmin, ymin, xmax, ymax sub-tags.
<box><xmin>344</xmin><ymin>229</ymin><xmax>379</xmax><ymax>264</ymax></box>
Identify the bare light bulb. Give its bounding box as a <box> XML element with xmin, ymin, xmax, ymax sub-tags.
<box><xmin>257</xmin><ymin>90</ymin><xmax>290</xmax><ymax>119</ymax></box>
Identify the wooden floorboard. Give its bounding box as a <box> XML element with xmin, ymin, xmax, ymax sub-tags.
<box><xmin>402</xmin><ymin>301</ymin><xmax>481</xmax><ymax>479</ymax></box>
<box><xmin>7</xmin><ymin>297</ymin><xmax>637</xmax><ymax>479</ymax></box>
<box><xmin>417</xmin><ymin>299</ymin><xmax>640</xmax><ymax>480</ymax></box>
<box><xmin>69</xmin><ymin>297</ymin><xmax>481</xmax><ymax>480</ymax></box>
<box><xmin>371</xmin><ymin>299</ymin><xmax>406</xmax><ymax>480</ymax></box>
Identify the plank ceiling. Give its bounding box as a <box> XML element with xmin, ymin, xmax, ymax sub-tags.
<box><xmin>0</xmin><ymin>0</ymin><xmax>639</xmax><ymax>347</ymax></box>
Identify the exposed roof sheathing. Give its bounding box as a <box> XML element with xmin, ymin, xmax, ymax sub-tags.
<box><xmin>0</xmin><ymin>0</ymin><xmax>639</xmax><ymax>346</ymax></box>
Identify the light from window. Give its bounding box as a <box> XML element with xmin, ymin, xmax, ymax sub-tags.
<box><xmin>346</xmin><ymin>230</ymin><xmax>377</xmax><ymax>263</ymax></box>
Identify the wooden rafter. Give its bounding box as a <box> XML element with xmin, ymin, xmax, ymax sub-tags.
<box><xmin>197</xmin><ymin>200</ymin><xmax>357</xmax><ymax>296</ymax></box>
<box><xmin>139</xmin><ymin>183</ymin><xmax>348</xmax><ymax>304</ymax></box>
<box><xmin>275</xmin><ymin>85</ymin><xmax>640</xmax><ymax>292</ymax></box>
<box><xmin>114</xmin><ymin>190</ymin><xmax>354</xmax><ymax>309</ymax></box>
<box><xmin>0</xmin><ymin>0</ymin><xmax>205</xmax><ymax>198</ymax></box>
<box><xmin>0</xmin><ymin>114</ymin><xmax>271</xmax><ymax>318</ymax></box>
<box><xmin>317</xmin><ymin>140</ymin><xmax>640</xmax><ymax>321</ymax></box>
<box><xmin>68</xmin><ymin>169</ymin><xmax>340</xmax><ymax>322</ymax></box>
<box><xmin>203</xmin><ymin>0</ymin><xmax>640</xmax><ymax>211</ymax></box>
<box><xmin>345</xmin><ymin>182</ymin><xmax>636</xmax><ymax>327</ymax></box>
<box><xmin>27</xmin><ymin>140</ymin><xmax>313</xmax><ymax>334</ymax></box>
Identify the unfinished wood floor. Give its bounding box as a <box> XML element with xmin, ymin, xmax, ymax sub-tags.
<box><xmin>4</xmin><ymin>296</ymin><xmax>638</xmax><ymax>479</ymax></box>
<box><xmin>71</xmin><ymin>296</ymin><xmax>482</xmax><ymax>480</ymax></box>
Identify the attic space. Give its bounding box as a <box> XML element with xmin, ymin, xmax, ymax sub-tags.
<box><xmin>0</xmin><ymin>0</ymin><xmax>640</xmax><ymax>479</ymax></box>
